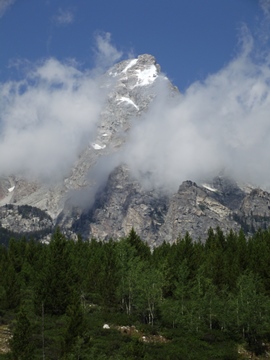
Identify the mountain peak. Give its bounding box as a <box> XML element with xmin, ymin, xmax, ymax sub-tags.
<box><xmin>1</xmin><ymin>55</ymin><xmax>269</xmax><ymax>245</ymax></box>
<box><xmin>137</xmin><ymin>54</ymin><xmax>160</xmax><ymax>68</ymax></box>
<box><xmin>108</xmin><ymin>54</ymin><xmax>161</xmax><ymax>87</ymax></box>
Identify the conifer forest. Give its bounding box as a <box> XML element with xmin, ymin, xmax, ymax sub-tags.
<box><xmin>1</xmin><ymin>227</ymin><xmax>270</xmax><ymax>359</ymax></box>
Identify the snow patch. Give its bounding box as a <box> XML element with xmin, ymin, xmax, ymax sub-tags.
<box><xmin>0</xmin><ymin>185</ymin><xmax>15</xmax><ymax>206</ymax></box>
<box><xmin>202</xmin><ymin>184</ymin><xmax>217</xmax><ymax>192</ymax></box>
<box><xmin>91</xmin><ymin>143</ymin><xmax>106</xmax><ymax>150</ymax></box>
<box><xmin>117</xmin><ymin>97</ymin><xmax>139</xmax><ymax>110</ymax></box>
<box><xmin>122</xmin><ymin>59</ymin><xmax>138</xmax><ymax>73</ymax></box>
<box><xmin>134</xmin><ymin>65</ymin><xmax>158</xmax><ymax>87</ymax></box>
<box><xmin>102</xmin><ymin>133</ymin><xmax>108</xmax><ymax>137</ymax></box>
<box><xmin>108</xmin><ymin>71</ymin><xmax>118</xmax><ymax>77</ymax></box>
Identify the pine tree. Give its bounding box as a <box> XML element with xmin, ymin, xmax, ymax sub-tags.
<box><xmin>63</xmin><ymin>291</ymin><xmax>84</xmax><ymax>356</ymax></box>
<box><xmin>4</xmin><ymin>263</ymin><xmax>21</xmax><ymax>310</ymax></box>
<box><xmin>10</xmin><ymin>308</ymin><xmax>35</xmax><ymax>360</ymax></box>
<box><xmin>126</xmin><ymin>228</ymin><xmax>151</xmax><ymax>260</ymax></box>
<box><xmin>35</xmin><ymin>228</ymin><xmax>76</xmax><ymax>316</ymax></box>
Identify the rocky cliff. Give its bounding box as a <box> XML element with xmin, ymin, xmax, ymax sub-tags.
<box><xmin>63</xmin><ymin>166</ymin><xmax>270</xmax><ymax>246</ymax></box>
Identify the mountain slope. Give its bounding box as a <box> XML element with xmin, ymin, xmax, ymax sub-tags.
<box><xmin>0</xmin><ymin>54</ymin><xmax>270</xmax><ymax>245</ymax></box>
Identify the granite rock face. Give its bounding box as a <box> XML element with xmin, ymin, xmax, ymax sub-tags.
<box><xmin>0</xmin><ymin>55</ymin><xmax>270</xmax><ymax>245</ymax></box>
<box><xmin>69</xmin><ymin>165</ymin><xmax>170</xmax><ymax>246</ymax></box>
<box><xmin>67</xmin><ymin>168</ymin><xmax>270</xmax><ymax>246</ymax></box>
<box><xmin>0</xmin><ymin>204</ymin><xmax>53</xmax><ymax>239</ymax></box>
<box><xmin>55</xmin><ymin>168</ymin><xmax>270</xmax><ymax>246</ymax></box>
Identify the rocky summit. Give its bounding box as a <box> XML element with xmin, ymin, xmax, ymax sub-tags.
<box><xmin>0</xmin><ymin>54</ymin><xmax>270</xmax><ymax>246</ymax></box>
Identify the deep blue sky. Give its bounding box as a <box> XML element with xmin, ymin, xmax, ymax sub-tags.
<box><xmin>0</xmin><ymin>0</ymin><xmax>266</xmax><ymax>90</ymax></box>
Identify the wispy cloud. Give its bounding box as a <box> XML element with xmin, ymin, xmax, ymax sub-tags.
<box><xmin>260</xmin><ymin>0</ymin><xmax>270</xmax><ymax>17</ymax></box>
<box><xmin>0</xmin><ymin>59</ymin><xmax>105</xmax><ymax>182</ymax></box>
<box><xmin>0</xmin><ymin>0</ymin><xmax>15</xmax><ymax>18</ymax></box>
<box><xmin>53</xmin><ymin>8</ymin><xmax>74</xmax><ymax>26</ymax></box>
<box><xmin>0</xmin><ymin>33</ymin><xmax>122</xmax><ymax>182</ymax></box>
<box><xmin>93</xmin><ymin>32</ymin><xmax>123</xmax><ymax>72</ymax></box>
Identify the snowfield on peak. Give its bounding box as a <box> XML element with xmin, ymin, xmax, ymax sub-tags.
<box><xmin>134</xmin><ymin>65</ymin><xmax>158</xmax><ymax>87</ymax></box>
<box><xmin>122</xmin><ymin>59</ymin><xmax>138</xmax><ymax>73</ymax></box>
<box><xmin>108</xmin><ymin>54</ymin><xmax>160</xmax><ymax>88</ymax></box>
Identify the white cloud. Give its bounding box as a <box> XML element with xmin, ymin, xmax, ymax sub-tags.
<box><xmin>0</xmin><ymin>0</ymin><xmax>15</xmax><ymax>18</ymax></box>
<box><xmin>2</xmin><ymin>27</ymin><xmax>270</xmax><ymax>195</ymax></box>
<box><xmin>122</xmin><ymin>34</ymin><xmax>270</xmax><ymax>191</ymax></box>
<box><xmin>93</xmin><ymin>32</ymin><xmax>123</xmax><ymax>72</ymax></box>
<box><xmin>0</xmin><ymin>33</ymin><xmax>125</xmax><ymax>183</ymax></box>
<box><xmin>0</xmin><ymin>58</ymin><xmax>107</xmax><ymax>182</ymax></box>
<box><xmin>260</xmin><ymin>0</ymin><xmax>270</xmax><ymax>17</ymax></box>
<box><xmin>53</xmin><ymin>8</ymin><xmax>74</xmax><ymax>26</ymax></box>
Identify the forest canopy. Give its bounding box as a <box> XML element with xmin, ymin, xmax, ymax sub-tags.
<box><xmin>1</xmin><ymin>227</ymin><xmax>270</xmax><ymax>359</ymax></box>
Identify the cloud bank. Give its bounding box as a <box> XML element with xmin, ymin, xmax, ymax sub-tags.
<box><xmin>123</xmin><ymin>33</ymin><xmax>270</xmax><ymax>190</ymax></box>
<box><xmin>2</xmin><ymin>26</ymin><xmax>270</xmax><ymax>192</ymax></box>
<box><xmin>0</xmin><ymin>34</ymin><xmax>117</xmax><ymax>182</ymax></box>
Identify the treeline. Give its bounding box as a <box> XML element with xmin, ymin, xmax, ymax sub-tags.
<box><xmin>1</xmin><ymin>227</ymin><xmax>270</xmax><ymax>359</ymax></box>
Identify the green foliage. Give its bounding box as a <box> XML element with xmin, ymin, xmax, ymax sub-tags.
<box><xmin>0</xmin><ymin>227</ymin><xmax>21</xmax><ymax>247</ymax></box>
<box><xmin>10</xmin><ymin>308</ymin><xmax>35</xmax><ymax>360</ymax></box>
<box><xmin>126</xmin><ymin>228</ymin><xmax>151</xmax><ymax>260</ymax></box>
<box><xmin>17</xmin><ymin>205</ymin><xmax>52</xmax><ymax>221</ymax></box>
<box><xmin>35</xmin><ymin>228</ymin><xmax>79</xmax><ymax>316</ymax></box>
<box><xmin>3</xmin><ymin>226</ymin><xmax>270</xmax><ymax>358</ymax></box>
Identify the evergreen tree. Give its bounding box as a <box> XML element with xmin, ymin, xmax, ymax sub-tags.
<box><xmin>203</xmin><ymin>227</ymin><xmax>225</xmax><ymax>289</ymax></box>
<box><xmin>4</xmin><ymin>263</ymin><xmax>21</xmax><ymax>310</ymax></box>
<box><xmin>8</xmin><ymin>238</ymin><xmax>26</xmax><ymax>273</ymax></box>
<box><xmin>98</xmin><ymin>240</ymin><xmax>119</xmax><ymax>307</ymax></box>
<box><xmin>222</xmin><ymin>230</ymin><xmax>239</xmax><ymax>290</ymax></box>
<box><xmin>35</xmin><ymin>228</ymin><xmax>77</xmax><ymax>316</ymax></box>
<box><xmin>63</xmin><ymin>292</ymin><xmax>84</xmax><ymax>356</ymax></box>
<box><xmin>237</xmin><ymin>229</ymin><xmax>248</xmax><ymax>272</ymax></box>
<box><xmin>126</xmin><ymin>228</ymin><xmax>151</xmax><ymax>260</ymax></box>
<box><xmin>10</xmin><ymin>308</ymin><xmax>35</xmax><ymax>360</ymax></box>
